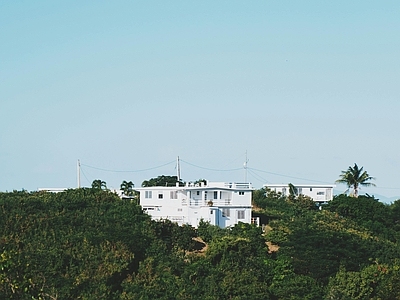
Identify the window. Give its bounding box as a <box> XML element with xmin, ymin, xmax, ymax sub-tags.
<box><xmin>298</xmin><ymin>188</ymin><xmax>302</xmax><ymax>195</ymax></box>
<box><xmin>237</xmin><ymin>210</ymin><xmax>245</xmax><ymax>220</ymax></box>
<box><xmin>282</xmin><ymin>188</ymin><xmax>287</xmax><ymax>196</ymax></box>
<box><xmin>158</xmin><ymin>193</ymin><xmax>163</xmax><ymax>199</ymax></box>
<box><xmin>145</xmin><ymin>191</ymin><xmax>152</xmax><ymax>199</ymax></box>
<box><xmin>317</xmin><ymin>191</ymin><xmax>325</xmax><ymax>195</ymax></box>
<box><xmin>214</xmin><ymin>191</ymin><xmax>218</xmax><ymax>199</ymax></box>
<box><xmin>204</xmin><ymin>191</ymin><xmax>207</xmax><ymax>200</ymax></box>
<box><xmin>222</xmin><ymin>208</ymin><xmax>230</xmax><ymax>217</ymax></box>
<box><xmin>239</xmin><ymin>191</ymin><xmax>244</xmax><ymax>195</ymax></box>
<box><xmin>196</xmin><ymin>191</ymin><xmax>200</xmax><ymax>196</ymax></box>
<box><xmin>170</xmin><ymin>191</ymin><xmax>177</xmax><ymax>199</ymax></box>
<box><xmin>310</xmin><ymin>188</ymin><xmax>313</xmax><ymax>191</ymax></box>
<box><xmin>177</xmin><ymin>208</ymin><xmax>182</xmax><ymax>212</ymax></box>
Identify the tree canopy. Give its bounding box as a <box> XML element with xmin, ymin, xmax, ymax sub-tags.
<box><xmin>335</xmin><ymin>163</ymin><xmax>376</xmax><ymax>197</ymax></box>
<box><xmin>141</xmin><ymin>175</ymin><xmax>184</xmax><ymax>187</ymax></box>
<box><xmin>120</xmin><ymin>180</ymin><xmax>135</xmax><ymax>197</ymax></box>
<box><xmin>1</xmin><ymin>188</ymin><xmax>400</xmax><ymax>299</ymax></box>
<box><xmin>91</xmin><ymin>179</ymin><xmax>107</xmax><ymax>190</ymax></box>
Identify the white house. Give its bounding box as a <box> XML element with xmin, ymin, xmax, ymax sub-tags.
<box><xmin>135</xmin><ymin>181</ymin><xmax>254</xmax><ymax>228</ymax></box>
<box><xmin>263</xmin><ymin>184</ymin><xmax>336</xmax><ymax>204</ymax></box>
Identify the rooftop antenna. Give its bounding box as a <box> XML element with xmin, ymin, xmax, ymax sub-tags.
<box><xmin>77</xmin><ymin>159</ymin><xmax>81</xmax><ymax>188</ymax></box>
<box><xmin>243</xmin><ymin>151</ymin><xmax>249</xmax><ymax>182</ymax></box>
<box><xmin>177</xmin><ymin>156</ymin><xmax>181</xmax><ymax>182</ymax></box>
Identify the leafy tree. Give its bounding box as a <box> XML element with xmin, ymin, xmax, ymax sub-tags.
<box><xmin>325</xmin><ymin>261</ymin><xmax>400</xmax><ymax>300</ymax></box>
<box><xmin>3</xmin><ymin>185</ymin><xmax>400</xmax><ymax>299</ymax></box>
<box><xmin>288</xmin><ymin>183</ymin><xmax>298</xmax><ymax>202</ymax></box>
<box><xmin>0</xmin><ymin>189</ymin><xmax>151</xmax><ymax>299</ymax></box>
<box><xmin>335</xmin><ymin>163</ymin><xmax>376</xmax><ymax>197</ymax></box>
<box><xmin>141</xmin><ymin>175</ymin><xmax>184</xmax><ymax>187</ymax></box>
<box><xmin>252</xmin><ymin>187</ymin><xmax>286</xmax><ymax>211</ymax></box>
<box><xmin>91</xmin><ymin>179</ymin><xmax>107</xmax><ymax>190</ymax></box>
<box><xmin>120</xmin><ymin>180</ymin><xmax>135</xmax><ymax>197</ymax></box>
<box><xmin>193</xmin><ymin>179</ymin><xmax>207</xmax><ymax>185</ymax></box>
<box><xmin>197</xmin><ymin>219</ymin><xmax>226</xmax><ymax>243</ymax></box>
<box><xmin>326</xmin><ymin>194</ymin><xmax>395</xmax><ymax>241</ymax></box>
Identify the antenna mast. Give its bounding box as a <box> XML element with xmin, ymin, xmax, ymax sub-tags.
<box><xmin>177</xmin><ymin>156</ymin><xmax>181</xmax><ymax>182</ymax></box>
<box><xmin>244</xmin><ymin>151</ymin><xmax>249</xmax><ymax>182</ymax></box>
<box><xmin>77</xmin><ymin>159</ymin><xmax>81</xmax><ymax>188</ymax></box>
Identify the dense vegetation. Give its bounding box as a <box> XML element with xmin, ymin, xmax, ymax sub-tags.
<box><xmin>1</xmin><ymin>188</ymin><xmax>400</xmax><ymax>299</ymax></box>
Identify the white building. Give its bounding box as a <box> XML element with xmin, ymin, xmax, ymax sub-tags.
<box><xmin>264</xmin><ymin>184</ymin><xmax>336</xmax><ymax>204</ymax></box>
<box><xmin>135</xmin><ymin>182</ymin><xmax>254</xmax><ymax>228</ymax></box>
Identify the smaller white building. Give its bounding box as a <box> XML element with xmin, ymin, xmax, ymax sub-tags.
<box><xmin>135</xmin><ymin>182</ymin><xmax>254</xmax><ymax>228</ymax></box>
<box><xmin>264</xmin><ymin>184</ymin><xmax>336</xmax><ymax>204</ymax></box>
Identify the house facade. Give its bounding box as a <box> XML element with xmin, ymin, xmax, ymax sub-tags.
<box><xmin>264</xmin><ymin>184</ymin><xmax>336</xmax><ymax>204</ymax></box>
<box><xmin>135</xmin><ymin>182</ymin><xmax>254</xmax><ymax>228</ymax></box>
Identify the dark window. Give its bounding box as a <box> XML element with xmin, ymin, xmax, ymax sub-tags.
<box><xmin>222</xmin><ymin>208</ymin><xmax>230</xmax><ymax>217</ymax></box>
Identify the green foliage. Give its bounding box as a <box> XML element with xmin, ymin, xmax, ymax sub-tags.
<box><xmin>193</xmin><ymin>179</ymin><xmax>207</xmax><ymax>185</ymax></box>
<box><xmin>253</xmin><ymin>187</ymin><xmax>317</xmax><ymax>223</ymax></box>
<box><xmin>2</xmin><ymin>188</ymin><xmax>400</xmax><ymax>299</ymax></box>
<box><xmin>120</xmin><ymin>180</ymin><xmax>135</xmax><ymax>197</ymax></box>
<box><xmin>141</xmin><ymin>175</ymin><xmax>184</xmax><ymax>187</ymax></box>
<box><xmin>335</xmin><ymin>163</ymin><xmax>376</xmax><ymax>197</ymax></box>
<box><xmin>0</xmin><ymin>189</ymin><xmax>151</xmax><ymax>299</ymax></box>
<box><xmin>197</xmin><ymin>219</ymin><xmax>226</xmax><ymax>243</ymax></box>
<box><xmin>325</xmin><ymin>261</ymin><xmax>400</xmax><ymax>300</ymax></box>
<box><xmin>91</xmin><ymin>179</ymin><xmax>107</xmax><ymax>190</ymax></box>
<box><xmin>326</xmin><ymin>194</ymin><xmax>396</xmax><ymax>240</ymax></box>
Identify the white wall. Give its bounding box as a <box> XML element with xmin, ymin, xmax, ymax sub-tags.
<box><xmin>136</xmin><ymin>182</ymin><xmax>253</xmax><ymax>228</ymax></box>
<box><xmin>265</xmin><ymin>184</ymin><xmax>335</xmax><ymax>202</ymax></box>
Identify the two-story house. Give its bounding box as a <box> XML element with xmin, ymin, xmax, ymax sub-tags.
<box><xmin>135</xmin><ymin>181</ymin><xmax>253</xmax><ymax>228</ymax></box>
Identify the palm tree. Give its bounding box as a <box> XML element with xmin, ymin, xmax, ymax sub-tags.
<box><xmin>120</xmin><ymin>180</ymin><xmax>134</xmax><ymax>197</ymax></box>
<box><xmin>335</xmin><ymin>163</ymin><xmax>376</xmax><ymax>197</ymax></box>
<box><xmin>91</xmin><ymin>179</ymin><xmax>107</xmax><ymax>190</ymax></box>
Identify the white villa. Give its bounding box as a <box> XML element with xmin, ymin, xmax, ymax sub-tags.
<box><xmin>135</xmin><ymin>181</ymin><xmax>254</xmax><ymax>228</ymax></box>
<box><xmin>264</xmin><ymin>184</ymin><xmax>336</xmax><ymax>204</ymax></box>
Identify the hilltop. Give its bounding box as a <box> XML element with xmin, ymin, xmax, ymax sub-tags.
<box><xmin>1</xmin><ymin>188</ymin><xmax>400</xmax><ymax>299</ymax></box>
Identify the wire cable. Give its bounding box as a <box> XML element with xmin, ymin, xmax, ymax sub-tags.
<box><xmin>79</xmin><ymin>166</ymin><xmax>92</xmax><ymax>185</ymax></box>
<box><xmin>80</xmin><ymin>160</ymin><xmax>176</xmax><ymax>173</ymax></box>
<box><xmin>247</xmin><ymin>168</ymin><xmax>269</xmax><ymax>184</ymax></box>
<box><xmin>248</xmin><ymin>167</ymin><xmax>333</xmax><ymax>184</ymax></box>
<box><xmin>180</xmin><ymin>159</ymin><xmax>243</xmax><ymax>172</ymax></box>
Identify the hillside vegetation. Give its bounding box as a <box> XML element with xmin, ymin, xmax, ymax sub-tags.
<box><xmin>1</xmin><ymin>188</ymin><xmax>400</xmax><ymax>299</ymax></box>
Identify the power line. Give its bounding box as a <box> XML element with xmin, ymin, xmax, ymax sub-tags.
<box><xmin>80</xmin><ymin>160</ymin><xmax>176</xmax><ymax>173</ymax></box>
<box><xmin>180</xmin><ymin>159</ymin><xmax>243</xmax><ymax>172</ymax></box>
<box><xmin>78</xmin><ymin>159</ymin><xmax>400</xmax><ymax>191</ymax></box>
<box><xmin>371</xmin><ymin>186</ymin><xmax>400</xmax><ymax>190</ymax></box>
<box><xmin>247</xmin><ymin>168</ymin><xmax>269</xmax><ymax>184</ymax></box>
<box><xmin>248</xmin><ymin>167</ymin><xmax>333</xmax><ymax>184</ymax></box>
<box><xmin>79</xmin><ymin>166</ymin><xmax>92</xmax><ymax>185</ymax></box>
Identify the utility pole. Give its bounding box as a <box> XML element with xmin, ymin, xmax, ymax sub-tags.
<box><xmin>77</xmin><ymin>159</ymin><xmax>81</xmax><ymax>188</ymax></box>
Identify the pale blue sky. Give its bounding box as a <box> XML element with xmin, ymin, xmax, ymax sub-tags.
<box><xmin>1</xmin><ymin>1</ymin><xmax>399</xmax><ymax>201</ymax></box>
